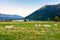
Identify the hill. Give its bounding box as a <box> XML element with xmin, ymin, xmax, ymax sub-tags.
<box><xmin>0</xmin><ymin>13</ymin><xmax>23</xmax><ymax>20</ymax></box>
<box><xmin>25</xmin><ymin>4</ymin><xmax>60</xmax><ymax>21</ymax></box>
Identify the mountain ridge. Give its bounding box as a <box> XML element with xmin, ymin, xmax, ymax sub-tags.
<box><xmin>25</xmin><ymin>4</ymin><xmax>60</xmax><ymax>21</ymax></box>
<box><xmin>0</xmin><ymin>13</ymin><xmax>23</xmax><ymax>20</ymax></box>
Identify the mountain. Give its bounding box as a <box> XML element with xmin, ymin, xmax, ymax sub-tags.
<box><xmin>25</xmin><ymin>4</ymin><xmax>60</xmax><ymax>21</ymax></box>
<box><xmin>0</xmin><ymin>13</ymin><xmax>23</xmax><ymax>20</ymax></box>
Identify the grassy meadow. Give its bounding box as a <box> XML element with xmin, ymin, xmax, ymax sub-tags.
<box><xmin>0</xmin><ymin>21</ymin><xmax>60</xmax><ymax>40</ymax></box>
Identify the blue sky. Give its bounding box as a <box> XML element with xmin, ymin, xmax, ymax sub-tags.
<box><xmin>0</xmin><ymin>0</ymin><xmax>60</xmax><ymax>17</ymax></box>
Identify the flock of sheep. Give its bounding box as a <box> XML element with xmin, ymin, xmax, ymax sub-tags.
<box><xmin>35</xmin><ymin>24</ymin><xmax>57</xmax><ymax>28</ymax></box>
<box><xmin>5</xmin><ymin>24</ymin><xmax>57</xmax><ymax>29</ymax></box>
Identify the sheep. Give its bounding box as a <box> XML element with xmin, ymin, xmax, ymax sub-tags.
<box><xmin>35</xmin><ymin>24</ymin><xmax>41</xmax><ymax>27</ymax></box>
<box><xmin>38</xmin><ymin>24</ymin><xmax>41</xmax><ymax>27</ymax></box>
<box><xmin>43</xmin><ymin>24</ymin><xmax>51</xmax><ymax>28</ymax></box>
<box><xmin>5</xmin><ymin>25</ymin><xmax>13</xmax><ymax>29</ymax></box>
<box><xmin>35</xmin><ymin>24</ymin><xmax>38</xmax><ymax>27</ymax></box>
<box><xmin>54</xmin><ymin>24</ymin><xmax>57</xmax><ymax>26</ymax></box>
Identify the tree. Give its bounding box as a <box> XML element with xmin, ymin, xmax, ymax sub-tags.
<box><xmin>47</xmin><ymin>18</ymin><xmax>50</xmax><ymax>21</ymax></box>
<box><xmin>54</xmin><ymin>16</ymin><xmax>60</xmax><ymax>22</ymax></box>
<box><xmin>24</xmin><ymin>19</ymin><xmax>27</xmax><ymax>22</ymax></box>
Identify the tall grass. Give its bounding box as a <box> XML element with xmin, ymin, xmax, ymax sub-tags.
<box><xmin>0</xmin><ymin>21</ymin><xmax>60</xmax><ymax>40</ymax></box>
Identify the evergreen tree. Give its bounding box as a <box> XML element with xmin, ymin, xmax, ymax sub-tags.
<box><xmin>54</xmin><ymin>16</ymin><xmax>60</xmax><ymax>22</ymax></box>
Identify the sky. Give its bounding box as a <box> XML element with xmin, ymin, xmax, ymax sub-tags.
<box><xmin>0</xmin><ymin>0</ymin><xmax>60</xmax><ymax>17</ymax></box>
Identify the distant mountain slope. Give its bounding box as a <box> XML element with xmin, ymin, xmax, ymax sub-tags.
<box><xmin>25</xmin><ymin>4</ymin><xmax>60</xmax><ymax>21</ymax></box>
<box><xmin>0</xmin><ymin>13</ymin><xmax>23</xmax><ymax>20</ymax></box>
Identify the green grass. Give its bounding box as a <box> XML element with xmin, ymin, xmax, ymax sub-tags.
<box><xmin>0</xmin><ymin>21</ymin><xmax>60</xmax><ymax>40</ymax></box>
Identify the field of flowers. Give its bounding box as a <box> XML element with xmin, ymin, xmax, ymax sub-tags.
<box><xmin>0</xmin><ymin>21</ymin><xmax>60</xmax><ymax>40</ymax></box>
